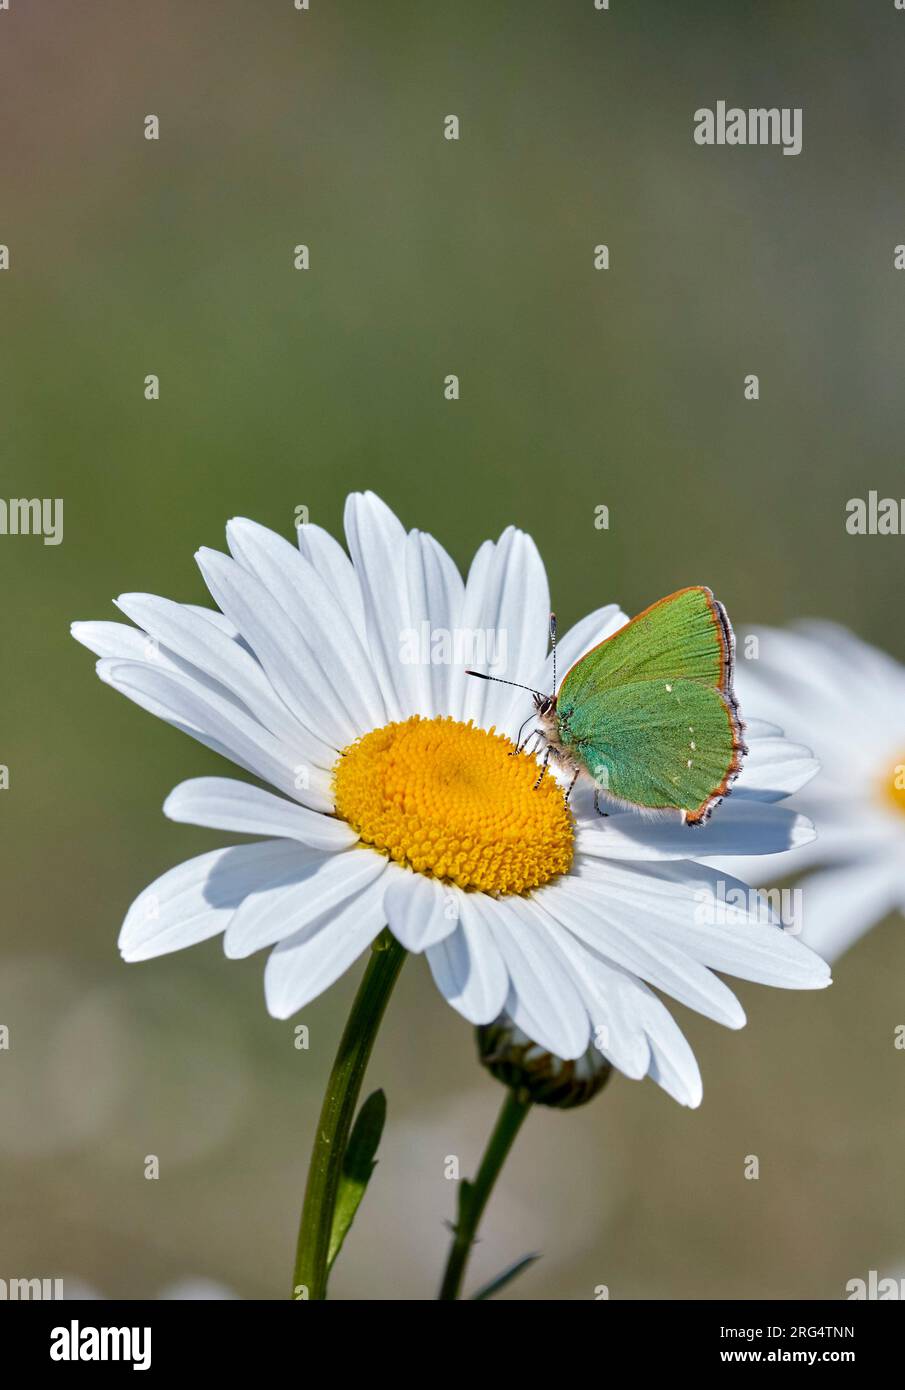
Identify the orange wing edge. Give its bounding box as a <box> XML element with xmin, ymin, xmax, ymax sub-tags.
<box><xmin>680</xmin><ymin>588</ymin><xmax>747</xmax><ymax>826</ymax></box>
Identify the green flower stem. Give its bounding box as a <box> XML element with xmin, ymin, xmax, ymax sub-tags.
<box><xmin>438</xmin><ymin>1088</ymin><xmax>533</xmax><ymax>1300</ymax></box>
<box><xmin>293</xmin><ymin>930</ymin><xmax>407</xmax><ymax>1300</ymax></box>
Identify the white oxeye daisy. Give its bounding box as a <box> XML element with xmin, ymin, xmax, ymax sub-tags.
<box><xmin>72</xmin><ymin>491</ymin><xmax>829</xmax><ymax>1110</ymax></box>
<box><xmin>710</xmin><ymin>622</ymin><xmax>905</xmax><ymax>962</ymax></box>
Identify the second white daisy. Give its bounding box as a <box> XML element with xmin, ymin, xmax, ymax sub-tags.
<box><xmin>709</xmin><ymin>622</ymin><xmax>905</xmax><ymax>962</ymax></box>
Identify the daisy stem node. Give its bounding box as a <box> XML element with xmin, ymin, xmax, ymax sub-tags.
<box><xmin>293</xmin><ymin>928</ymin><xmax>407</xmax><ymax>1300</ymax></box>
<box><xmin>438</xmin><ymin>1089</ymin><xmax>532</xmax><ymax>1301</ymax></box>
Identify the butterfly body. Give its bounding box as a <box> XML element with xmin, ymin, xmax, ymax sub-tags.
<box><xmin>533</xmin><ymin>587</ymin><xmax>746</xmax><ymax>826</ymax></box>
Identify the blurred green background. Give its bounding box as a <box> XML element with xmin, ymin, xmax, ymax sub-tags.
<box><xmin>2</xmin><ymin>0</ymin><xmax>904</xmax><ymax>1299</ymax></box>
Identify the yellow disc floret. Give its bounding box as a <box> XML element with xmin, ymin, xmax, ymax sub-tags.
<box><xmin>333</xmin><ymin>716</ymin><xmax>574</xmax><ymax>895</ymax></box>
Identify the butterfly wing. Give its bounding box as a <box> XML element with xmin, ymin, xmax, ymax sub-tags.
<box><xmin>557</xmin><ymin>587</ymin><xmax>745</xmax><ymax>823</ymax></box>
<box><xmin>560</xmin><ymin>586</ymin><xmax>735</xmax><ymax>698</ymax></box>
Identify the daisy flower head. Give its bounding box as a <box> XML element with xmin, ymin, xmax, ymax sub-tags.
<box><xmin>72</xmin><ymin>492</ymin><xmax>830</xmax><ymax>1107</ymax></box>
<box><xmin>712</xmin><ymin>622</ymin><xmax>905</xmax><ymax>963</ymax></box>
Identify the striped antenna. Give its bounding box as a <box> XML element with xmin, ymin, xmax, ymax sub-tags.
<box><xmin>464</xmin><ymin>670</ymin><xmax>546</xmax><ymax>698</ymax></box>
<box><xmin>550</xmin><ymin>612</ymin><xmax>557</xmax><ymax>692</ymax></box>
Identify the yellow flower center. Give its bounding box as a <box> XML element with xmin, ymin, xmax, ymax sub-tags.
<box><xmin>880</xmin><ymin>756</ymin><xmax>905</xmax><ymax>816</ymax></box>
<box><xmin>334</xmin><ymin>715</ymin><xmax>574</xmax><ymax>895</ymax></box>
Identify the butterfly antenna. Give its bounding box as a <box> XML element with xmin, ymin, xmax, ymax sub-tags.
<box><xmin>550</xmin><ymin>612</ymin><xmax>557</xmax><ymax>692</ymax></box>
<box><xmin>465</xmin><ymin>670</ymin><xmax>545</xmax><ymax>698</ymax></box>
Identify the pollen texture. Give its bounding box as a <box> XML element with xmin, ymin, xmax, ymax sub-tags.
<box><xmin>333</xmin><ymin>715</ymin><xmax>574</xmax><ymax>895</ymax></box>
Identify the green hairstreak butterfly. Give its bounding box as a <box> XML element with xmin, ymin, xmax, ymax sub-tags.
<box><xmin>468</xmin><ymin>586</ymin><xmax>746</xmax><ymax>826</ymax></box>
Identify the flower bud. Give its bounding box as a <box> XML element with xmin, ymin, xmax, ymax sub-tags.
<box><xmin>476</xmin><ymin>1015</ymin><xmax>612</xmax><ymax>1109</ymax></box>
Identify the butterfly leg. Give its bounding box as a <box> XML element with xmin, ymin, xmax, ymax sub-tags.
<box><xmin>593</xmin><ymin>788</ymin><xmax>609</xmax><ymax>818</ymax></box>
<box><xmin>519</xmin><ymin>728</ymin><xmax>545</xmax><ymax>757</ymax></box>
<box><xmin>564</xmin><ymin>768</ymin><xmax>580</xmax><ymax>805</ymax></box>
<box><xmin>512</xmin><ymin>713</ymin><xmax>535</xmax><ymax>754</ymax></box>
<box><xmin>532</xmin><ymin>748</ymin><xmax>551</xmax><ymax>790</ymax></box>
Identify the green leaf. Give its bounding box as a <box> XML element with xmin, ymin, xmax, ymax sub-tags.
<box><xmin>326</xmin><ymin>1089</ymin><xmax>387</xmax><ymax>1272</ymax></box>
<box><xmin>470</xmin><ymin>1252</ymin><xmax>542</xmax><ymax>1301</ymax></box>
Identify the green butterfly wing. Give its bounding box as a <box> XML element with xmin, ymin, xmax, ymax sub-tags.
<box><xmin>556</xmin><ymin>587</ymin><xmax>745</xmax><ymax>823</ymax></box>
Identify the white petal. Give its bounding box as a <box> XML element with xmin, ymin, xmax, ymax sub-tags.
<box><xmin>735</xmin><ymin>627</ymin><xmax>845</xmax><ymax>737</ymax></box>
<box><xmin>736</xmin><ymin>626</ymin><xmax>902</xmax><ymax>772</ymax></box>
<box><xmin>343</xmin><ymin>491</ymin><xmax>415</xmax><ymax>720</ymax></box>
<box><xmin>518</xmin><ymin>896</ymin><xmax>702</xmax><ymax>1101</ymax></box>
<box><xmin>795</xmin><ymin>621</ymin><xmax>905</xmax><ymax>711</ymax></box>
<box><xmin>402</xmin><ymin>530</ymin><xmax>465</xmax><ymax>718</ymax></box>
<box><xmin>706</xmin><ymin>803</ymin><xmax>899</xmax><ymax>892</ymax></box>
<box><xmin>225</xmin><ymin>848</ymin><xmax>387</xmax><ymax>958</ymax></box>
<box><xmin>90</xmin><ymin>655</ymin><xmax>240</xmax><ymax>769</ymax></box>
<box><xmin>398</xmin><ymin>534</ymin><xmax>433</xmax><ymax>718</ymax></box>
<box><xmin>196</xmin><ymin>546</ymin><xmax>353</xmax><ymax>750</ymax></box>
<box><xmin>533</xmin><ymin>896</ymin><xmax>702</xmax><ymax>1103</ymax></box>
<box><xmin>183</xmin><ymin>605</ymin><xmax>257</xmax><ymax>658</ymax></box>
<box><xmin>636</xmin><ymin>862</ymin><xmax>832</xmax><ymax>989</ymax></box>
<box><xmin>575</xmin><ymin>799</ymin><xmax>815</xmax><ymax>861</ymax></box>
<box><xmin>73</xmin><ymin>620</ymin><xmax>179</xmax><ymax>665</ymax></box>
<box><xmin>796</xmin><ymin>857</ymin><xmax>902</xmax><ymax>963</ymax></box>
<box><xmin>732</xmin><ymin>733</ymin><xmax>820</xmax><ymax>802</ymax></box>
<box><xmin>488</xmin><ymin>898</ymin><xmax>591</xmax><ymax>1059</ymax></box>
<box><xmin>382</xmin><ymin>868</ymin><xmax>459</xmax><ymax>952</ymax></box>
<box><xmin>522</xmin><ymin>884</ymin><xmax>700</xmax><ymax>1100</ymax></box>
<box><xmin>97</xmin><ymin>658</ymin><xmax>333</xmax><ymax>811</ymax></box>
<box><xmin>119</xmin><ymin>840</ymin><xmax>305</xmax><ymax>961</ymax></box>
<box><xmin>164</xmin><ymin>777</ymin><xmax>357</xmax><ymax>850</ymax></box>
<box><xmin>183</xmin><ymin>605</ymin><xmax>243</xmax><ymax>641</ymax></box>
<box><xmin>631</xmin><ymin>979</ymin><xmax>703</xmax><ymax>1108</ymax></box>
<box><xmin>425</xmin><ymin>891</ymin><xmax>509</xmax><ymax>1024</ymax></box>
<box><xmin>89</xmin><ymin>656</ymin><xmax>254</xmax><ymax>768</ymax></box>
<box><xmin>738</xmin><ymin>717</ymin><xmax>782</xmax><ymax>739</ymax></box>
<box><xmin>114</xmin><ymin>592</ymin><xmax>333</xmax><ymax>759</ymax></box>
<box><xmin>449</xmin><ymin>539</ymin><xmax>496</xmax><ymax>723</ymax></box>
<box><xmin>518</xmin><ymin>899</ymin><xmax>650</xmax><ymax>1078</ymax></box>
<box><xmin>296</xmin><ymin>522</ymin><xmax>367</xmax><ymax>641</ymax></box>
<box><xmin>461</xmin><ymin>528</ymin><xmax>550</xmax><ymax>733</ymax></box>
<box><xmin>73</xmin><ymin>618</ymin><xmax>272</xmax><ymax>733</ymax></box>
<box><xmin>264</xmin><ymin>873</ymin><xmax>390</xmax><ymax>1017</ymax></box>
<box><xmin>538</xmin><ymin>876</ymin><xmax>746</xmax><ymax>1028</ymax></box>
<box><xmin>225</xmin><ymin>518</ymin><xmax>386</xmax><ymax>733</ymax></box>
